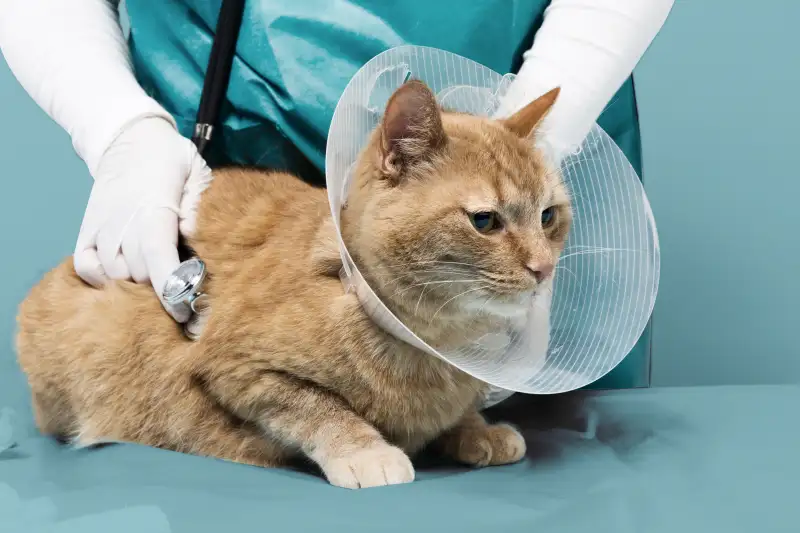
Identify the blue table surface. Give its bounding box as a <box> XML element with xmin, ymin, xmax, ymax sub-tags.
<box><xmin>1</xmin><ymin>383</ymin><xmax>798</xmax><ymax>533</ymax></box>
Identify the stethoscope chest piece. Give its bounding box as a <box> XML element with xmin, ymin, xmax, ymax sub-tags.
<box><xmin>162</xmin><ymin>257</ymin><xmax>208</xmax><ymax>315</ymax></box>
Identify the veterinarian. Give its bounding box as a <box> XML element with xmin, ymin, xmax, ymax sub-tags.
<box><xmin>0</xmin><ymin>0</ymin><xmax>674</xmax><ymax>323</ymax></box>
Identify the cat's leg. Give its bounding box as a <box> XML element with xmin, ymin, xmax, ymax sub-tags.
<box><xmin>30</xmin><ymin>387</ymin><xmax>78</xmax><ymax>443</ymax></box>
<box><xmin>179</xmin><ymin>414</ymin><xmax>285</xmax><ymax>469</ymax></box>
<box><xmin>436</xmin><ymin>410</ymin><xmax>526</xmax><ymax>467</ymax></box>
<box><xmin>73</xmin><ymin>420</ymin><xmax>283</xmax><ymax>468</ymax></box>
<box><xmin>70</xmin><ymin>391</ymin><xmax>284</xmax><ymax>468</ymax></box>
<box><xmin>203</xmin><ymin>370</ymin><xmax>414</xmax><ymax>489</ymax></box>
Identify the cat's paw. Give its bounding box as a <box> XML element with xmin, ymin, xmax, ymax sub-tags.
<box><xmin>184</xmin><ymin>296</ymin><xmax>211</xmax><ymax>341</ymax></box>
<box><xmin>321</xmin><ymin>443</ymin><xmax>415</xmax><ymax>490</ymax></box>
<box><xmin>449</xmin><ymin>423</ymin><xmax>526</xmax><ymax>467</ymax></box>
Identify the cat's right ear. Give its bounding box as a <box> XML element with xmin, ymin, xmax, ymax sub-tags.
<box><xmin>379</xmin><ymin>80</ymin><xmax>447</xmax><ymax>183</ymax></box>
<box><xmin>501</xmin><ymin>87</ymin><xmax>560</xmax><ymax>140</ymax></box>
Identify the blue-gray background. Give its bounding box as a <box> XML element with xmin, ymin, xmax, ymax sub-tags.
<box><xmin>1</xmin><ymin>2</ymin><xmax>799</xmax><ymax>531</ymax></box>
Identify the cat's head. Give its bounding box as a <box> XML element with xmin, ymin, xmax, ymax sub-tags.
<box><xmin>341</xmin><ymin>80</ymin><xmax>571</xmax><ymax>322</ymax></box>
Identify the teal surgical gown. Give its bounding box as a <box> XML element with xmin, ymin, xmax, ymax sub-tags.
<box><xmin>124</xmin><ymin>0</ymin><xmax>650</xmax><ymax>390</ymax></box>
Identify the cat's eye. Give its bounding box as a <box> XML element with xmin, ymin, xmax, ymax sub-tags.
<box><xmin>469</xmin><ymin>211</ymin><xmax>502</xmax><ymax>233</ymax></box>
<box><xmin>541</xmin><ymin>207</ymin><xmax>556</xmax><ymax>227</ymax></box>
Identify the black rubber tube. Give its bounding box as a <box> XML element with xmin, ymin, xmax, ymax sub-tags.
<box><xmin>192</xmin><ymin>0</ymin><xmax>246</xmax><ymax>154</ymax></box>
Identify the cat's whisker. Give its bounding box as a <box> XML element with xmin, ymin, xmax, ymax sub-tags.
<box><xmin>375</xmin><ymin>272</ymin><xmax>421</xmax><ymax>289</ymax></box>
<box><xmin>558</xmin><ymin>247</ymin><xmax>640</xmax><ymax>262</ymax></box>
<box><xmin>431</xmin><ymin>286</ymin><xmax>490</xmax><ymax>321</ymax></box>
<box><xmin>382</xmin><ymin>260</ymin><xmax>478</xmax><ymax>269</ymax></box>
<box><xmin>375</xmin><ymin>269</ymin><xmax>472</xmax><ymax>288</ymax></box>
<box><xmin>554</xmin><ymin>264</ymin><xmax>577</xmax><ymax>281</ymax></box>
<box><xmin>531</xmin><ymin>299</ymin><xmax>551</xmax><ymax>313</ymax></box>
<box><xmin>372</xmin><ymin>262</ymin><xmax>474</xmax><ymax>272</ymax></box>
<box><xmin>390</xmin><ymin>279</ymin><xmax>484</xmax><ymax>299</ymax></box>
<box><xmin>481</xmin><ymin>273</ymin><xmax>516</xmax><ymax>284</ymax></box>
<box><xmin>377</xmin><ymin>268</ymin><xmax>473</xmax><ymax>278</ymax></box>
<box><xmin>563</xmin><ymin>245</ymin><xmax>634</xmax><ymax>251</ymax></box>
<box><xmin>378</xmin><ymin>271</ymin><xmax>477</xmax><ymax>289</ymax></box>
<box><xmin>414</xmin><ymin>283</ymin><xmax>432</xmax><ymax>315</ymax></box>
<box><xmin>476</xmin><ymin>294</ymin><xmax>497</xmax><ymax>316</ymax></box>
<box><xmin>477</xmin><ymin>273</ymin><xmax>531</xmax><ymax>294</ymax></box>
<box><xmin>371</xmin><ymin>266</ymin><xmax>475</xmax><ymax>278</ymax></box>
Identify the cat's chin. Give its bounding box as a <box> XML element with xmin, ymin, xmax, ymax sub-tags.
<box><xmin>462</xmin><ymin>290</ymin><xmax>533</xmax><ymax>320</ymax></box>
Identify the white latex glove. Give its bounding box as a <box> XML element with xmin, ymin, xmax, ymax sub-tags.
<box><xmin>74</xmin><ymin>117</ymin><xmax>213</xmax><ymax>322</ymax></box>
<box><xmin>0</xmin><ymin>0</ymin><xmax>213</xmax><ymax>322</ymax></box>
<box><xmin>497</xmin><ymin>0</ymin><xmax>676</xmax><ymax>165</ymax></box>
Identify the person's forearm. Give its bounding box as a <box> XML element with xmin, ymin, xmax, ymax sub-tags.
<box><xmin>499</xmin><ymin>0</ymin><xmax>675</xmax><ymax>162</ymax></box>
<box><xmin>0</xmin><ymin>0</ymin><xmax>174</xmax><ymax>175</ymax></box>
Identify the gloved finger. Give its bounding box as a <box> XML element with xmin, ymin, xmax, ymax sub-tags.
<box><xmin>140</xmin><ymin>209</ymin><xmax>190</xmax><ymax>323</ymax></box>
<box><xmin>74</xmin><ymin>223</ymin><xmax>108</xmax><ymax>288</ymax></box>
<box><xmin>121</xmin><ymin>232</ymin><xmax>150</xmax><ymax>284</ymax></box>
<box><xmin>73</xmin><ymin>247</ymin><xmax>108</xmax><ymax>288</ymax></box>
<box><xmin>95</xmin><ymin>222</ymin><xmax>132</xmax><ymax>281</ymax></box>
<box><xmin>96</xmin><ymin>246</ymin><xmax>132</xmax><ymax>281</ymax></box>
<box><xmin>178</xmin><ymin>152</ymin><xmax>214</xmax><ymax>238</ymax></box>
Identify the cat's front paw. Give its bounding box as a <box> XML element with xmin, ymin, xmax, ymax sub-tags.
<box><xmin>321</xmin><ymin>443</ymin><xmax>415</xmax><ymax>490</ymax></box>
<box><xmin>447</xmin><ymin>423</ymin><xmax>526</xmax><ymax>467</ymax></box>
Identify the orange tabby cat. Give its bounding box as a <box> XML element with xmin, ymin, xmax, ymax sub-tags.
<box><xmin>16</xmin><ymin>80</ymin><xmax>570</xmax><ymax>489</ymax></box>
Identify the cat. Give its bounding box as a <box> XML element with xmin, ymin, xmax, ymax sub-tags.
<box><xmin>15</xmin><ymin>80</ymin><xmax>571</xmax><ymax>489</ymax></box>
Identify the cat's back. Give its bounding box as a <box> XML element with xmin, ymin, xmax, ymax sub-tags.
<box><xmin>188</xmin><ymin>166</ymin><xmax>341</xmax><ymax>313</ymax></box>
<box><xmin>189</xmin><ymin>166</ymin><xmax>330</xmax><ymax>262</ymax></box>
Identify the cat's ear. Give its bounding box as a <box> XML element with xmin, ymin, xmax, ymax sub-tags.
<box><xmin>379</xmin><ymin>80</ymin><xmax>447</xmax><ymax>182</ymax></box>
<box><xmin>501</xmin><ymin>87</ymin><xmax>560</xmax><ymax>139</ymax></box>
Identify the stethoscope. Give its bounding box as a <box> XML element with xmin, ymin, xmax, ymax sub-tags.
<box><xmin>161</xmin><ymin>0</ymin><xmax>245</xmax><ymax>320</ymax></box>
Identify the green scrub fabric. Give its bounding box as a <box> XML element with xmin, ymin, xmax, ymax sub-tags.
<box><xmin>124</xmin><ymin>0</ymin><xmax>650</xmax><ymax>389</ymax></box>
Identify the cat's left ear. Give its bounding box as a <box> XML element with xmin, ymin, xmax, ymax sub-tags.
<box><xmin>379</xmin><ymin>79</ymin><xmax>447</xmax><ymax>183</ymax></box>
<box><xmin>501</xmin><ymin>87</ymin><xmax>560</xmax><ymax>139</ymax></box>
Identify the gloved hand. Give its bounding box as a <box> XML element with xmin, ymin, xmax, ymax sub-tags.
<box><xmin>0</xmin><ymin>0</ymin><xmax>214</xmax><ymax>321</ymax></box>
<box><xmin>73</xmin><ymin>116</ymin><xmax>213</xmax><ymax>322</ymax></box>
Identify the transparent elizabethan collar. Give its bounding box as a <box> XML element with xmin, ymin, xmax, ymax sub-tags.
<box><xmin>325</xmin><ymin>46</ymin><xmax>660</xmax><ymax>394</ymax></box>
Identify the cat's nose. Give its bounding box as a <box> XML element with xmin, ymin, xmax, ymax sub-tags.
<box><xmin>526</xmin><ymin>262</ymin><xmax>554</xmax><ymax>283</ymax></box>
